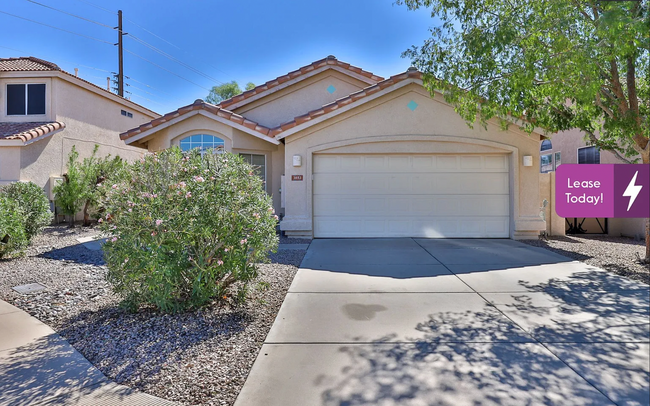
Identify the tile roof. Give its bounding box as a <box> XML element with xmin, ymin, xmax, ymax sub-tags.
<box><xmin>0</xmin><ymin>57</ymin><xmax>159</xmax><ymax>117</ymax></box>
<box><xmin>0</xmin><ymin>121</ymin><xmax>66</xmax><ymax>143</ymax></box>
<box><xmin>269</xmin><ymin>69</ymin><xmax>423</xmax><ymax>137</ymax></box>
<box><xmin>120</xmin><ymin>99</ymin><xmax>273</xmax><ymax>141</ymax></box>
<box><xmin>121</xmin><ymin>68</ymin><xmax>423</xmax><ymax>143</ymax></box>
<box><xmin>217</xmin><ymin>55</ymin><xmax>384</xmax><ymax>109</ymax></box>
<box><xmin>0</xmin><ymin>56</ymin><xmax>60</xmax><ymax>72</ymax></box>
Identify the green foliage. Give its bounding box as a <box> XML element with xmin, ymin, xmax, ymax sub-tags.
<box><xmin>399</xmin><ymin>0</ymin><xmax>649</xmax><ymax>163</ymax></box>
<box><xmin>0</xmin><ymin>195</ymin><xmax>28</xmax><ymax>259</ymax></box>
<box><xmin>99</xmin><ymin>148</ymin><xmax>279</xmax><ymax>313</ymax></box>
<box><xmin>1</xmin><ymin>181</ymin><xmax>52</xmax><ymax>241</ymax></box>
<box><xmin>53</xmin><ymin>146</ymin><xmax>85</xmax><ymax>217</ymax></box>
<box><xmin>206</xmin><ymin>81</ymin><xmax>255</xmax><ymax>104</ymax></box>
<box><xmin>54</xmin><ymin>145</ymin><xmax>127</xmax><ymax>225</ymax></box>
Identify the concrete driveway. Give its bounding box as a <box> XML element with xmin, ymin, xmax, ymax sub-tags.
<box><xmin>236</xmin><ymin>239</ymin><xmax>650</xmax><ymax>406</ymax></box>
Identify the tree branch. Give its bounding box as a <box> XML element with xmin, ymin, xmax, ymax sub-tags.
<box><xmin>584</xmin><ymin>129</ymin><xmax>634</xmax><ymax>164</ymax></box>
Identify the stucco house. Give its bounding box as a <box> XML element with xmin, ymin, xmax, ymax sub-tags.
<box><xmin>538</xmin><ymin>128</ymin><xmax>646</xmax><ymax>239</ymax></box>
<box><xmin>0</xmin><ymin>57</ymin><xmax>159</xmax><ymax>205</ymax></box>
<box><xmin>120</xmin><ymin>55</ymin><xmax>547</xmax><ymax>239</ymax></box>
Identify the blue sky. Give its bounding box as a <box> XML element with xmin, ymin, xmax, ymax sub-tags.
<box><xmin>1</xmin><ymin>0</ymin><xmax>436</xmax><ymax>114</ymax></box>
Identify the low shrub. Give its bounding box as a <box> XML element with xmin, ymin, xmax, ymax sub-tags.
<box><xmin>99</xmin><ymin>147</ymin><xmax>279</xmax><ymax>312</ymax></box>
<box><xmin>0</xmin><ymin>195</ymin><xmax>28</xmax><ymax>258</ymax></box>
<box><xmin>1</xmin><ymin>181</ymin><xmax>52</xmax><ymax>241</ymax></box>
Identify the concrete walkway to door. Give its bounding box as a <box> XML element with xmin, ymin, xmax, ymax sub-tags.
<box><xmin>235</xmin><ymin>238</ymin><xmax>650</xmax><ymax>406</ymax></box>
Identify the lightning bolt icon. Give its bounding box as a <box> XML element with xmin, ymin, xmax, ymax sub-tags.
<box><xmin>623</xmin><ymin>171</ymin><xmax>642</xmax><ymax>211</ymax></box>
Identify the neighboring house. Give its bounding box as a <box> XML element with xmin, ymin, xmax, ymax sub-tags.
<box><xmin>539</xmin><ymin>128</ymin><xmax>646</xmax><ymax>238</ymax></box>
<box><xmin>121</xmin><ymin>55</ymin><xmax>547</xmax><ymax>239</ymax></box>
<box><xmin>0</xmin><ymin>57</ymin><xmax>159</xmax><ymax>207</ymax></box>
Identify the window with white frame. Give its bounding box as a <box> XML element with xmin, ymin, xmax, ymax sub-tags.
<box><xmin>6</xmin><ymin>84</ymin><xmax>46</xmax><ymax>115</ymax></box>
<box><xmin>239</xmin><ymin>154</ymin><xmax>266</xmax><ymax>190</ymax></box>
<box><xmin>540</xmin><ymin>153</ymin><xmax>553</xmax><ymax>173</ymax></box>
<box><xmin>578</xmin><ymin>146</ymin><xmax>600</xmax><ymax>164</ymax></box>
<box><xmin>554</xmin><ymin>152</ymin><xmax>561</xmax><ymax>169</ymax></box>
<box><xmin>179</xmin><ymin>134</ymin><xmax>225</xmax><ymax>154</ymax></box>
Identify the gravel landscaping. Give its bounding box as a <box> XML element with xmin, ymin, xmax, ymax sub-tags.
<box><xmin>522</xmin><ymin>234</ymin><xmax>649</xmax><ymax>285</ymax></box>
<box><xmin>0</xmin><ymin>225</ymin><xmax>305</xmax><ymax>406</ymax></box>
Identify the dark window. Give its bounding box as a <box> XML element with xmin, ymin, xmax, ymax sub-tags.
<box><xmin>540</xmin><ymin>139</ymin><xmax>552</xmax><ymax>151</ymax></box>
<box><xmin>121</xmin><ymin>110</ymin><xmax>127</xmax><ymax>116</ymax></box>
<box><xmin>7</xmin><ymin>84</ymin><xmax>26</xmax><ymax>115</ymax></box>
<box><xmin>7</xmin><ymin>84</ymin><xmax>45</xmax><ymax>115</ymax></box>
<box><xmin>121</xmin><ymin>109</ymin><xmax>133</xmax><ymax>118</ymax></box>
<box><xmin>27</xmin><ymin>84</ymin><xmax>45</xmax><ymax>115</ymax></box>
<box><xmin>578</xmin><ymin>146</ymin><xmax>600</xmax><ymax>164</ymax></box>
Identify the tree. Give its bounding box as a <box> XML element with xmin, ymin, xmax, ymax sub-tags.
<box><xmin>399</xmin><ymin>0</ymin><xmax>649</xmax><ymax>260</ymax></box>
<box><xmin>206</xmin><ymin>81</ymin><xmax>256</xmax><ymax>104</ymax></box>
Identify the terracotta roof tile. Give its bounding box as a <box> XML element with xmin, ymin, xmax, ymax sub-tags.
<box><xmin>0</xmin><ymin>57</ymin><xmax>60</xmax><ymax>72</ymax></box>
<box><xmin>0</xmin><ymin>57</ymin><xmax>159</xmax><ymax>117</ymax></box>
<box><xmin>120</xmin><ymin>99</ymin><xmax>274</xmax><ymax>141</ymax></box>
<box><xmin>217</xmin><ymin>55</ymin><xmax>384</xmax><ymax>109</ymax></box>
<box><xmin>0</xmin><ymin>121</ymin><xmax>65</xmax><ymax>143</ymax></box>
<box><xmin>122</xmin><ymin>68</ymin><xmax>424</xmax><ymax>142</ymax></box>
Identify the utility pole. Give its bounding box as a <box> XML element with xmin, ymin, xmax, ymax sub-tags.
<box><xmin>116</xmin><ymin>10</ymin><xmax>124</xmax><ymax>97</ymax></box>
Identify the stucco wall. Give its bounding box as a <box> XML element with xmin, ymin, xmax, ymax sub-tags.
<box><xmin>280</xmin><ymin>82</ymin><xmax>545</xmax><ymax>239</ymax></box>
<box><xmin>14</xmin><ymin>77</ymin><xmax>156</xmax><ymax>197</ymax></box>
<box><xmin>137</xmin><ymin>113</ymin><xmax>285</xmax><ymax>215</ymax></box>
<box><xmin>0</xmin><ymin>145</ymin><xmax>21</xmax><ymax>185</ymax></box>
<box><xmin>542</xmin><ymin>128</ymin><xmax>629</xmax><ymax>165</ymax></box>
<box><xmin>234</xmin><ymin>70</ymin><xmax>370</xmax><ymax>128</ymax></box>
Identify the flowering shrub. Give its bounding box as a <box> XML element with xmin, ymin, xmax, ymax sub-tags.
<box><xmin>0</xmin><ymin>195</ymin><xmax>28</xmax><ymax>259</ymax></box>
<box><xmin>1</xmin><ymin>181</ymin><xmax>53</xmax><ymax>241</ymax></box>
<box><xmin>99</xmin><ymin>147</ymin><xmax>278</xmax><ymax>312</ymax></box>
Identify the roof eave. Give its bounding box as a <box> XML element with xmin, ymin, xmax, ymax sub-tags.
<box><xmin>122</xmin><ymin>110</ymin><xmax>280</xmax><ymax>146</ymax></box>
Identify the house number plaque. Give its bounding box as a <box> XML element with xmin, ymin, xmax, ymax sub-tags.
<box><xmin>291</xmin><ymin>175</ymin><xmax>303</xmax><ymax>181</ymax></box>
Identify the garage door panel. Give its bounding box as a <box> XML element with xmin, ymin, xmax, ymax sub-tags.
<box><xmin>315</xmin><ymin>173</ymin><xmax>508</xmax><ymax>195</ymax></box>
<box><xmin>313</xmin><ymin>216</ymin><xmax>510</xmax><ymax>238</ymax></box>
<box><xmin>313</xmin><ymin>154</ymin><xmax>510</xmax><ymax>238</ymax></box>
<box><xmin>313</xmin><ymin>194</ymin><xmax>508</xmax><ymax>217</ymax></box>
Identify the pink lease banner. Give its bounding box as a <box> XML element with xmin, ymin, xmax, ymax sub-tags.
<box><xmin>555</xmin><ymin>164</ymin><xmax>650</xmax><ymax>218</ymax></box>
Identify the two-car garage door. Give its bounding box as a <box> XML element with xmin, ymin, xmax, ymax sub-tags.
<box><xmin>313</xmin><ymin>154</ymin><xmax>510</xmax><ymax>238</ymax></box>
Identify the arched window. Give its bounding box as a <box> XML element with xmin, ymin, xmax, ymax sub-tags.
<box><xmin>179</xmin><ymin>134</ymin><xmax>225</xmax><ymax>153</ymax></box>
<box><xmin>540</xmin><ymin>139</ymin><xmax>552</xmax><ymax>151</ymax></box>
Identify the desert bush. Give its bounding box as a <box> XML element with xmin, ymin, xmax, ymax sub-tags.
<box><xmin>1</xmin><ymin>181</ymin><xmax>52</xmax><ymax>241</ymax></box>
<box><xmin>53</xmin><ymin>146</ymin><xmax>85</xmax><ymax>224</ymax></box>
<box><xmin>54</xmin><ymin>145</ymin><xmax>126</xmax><ymax>226</ymax></box>
<box><xmin>0</xmin><ymin>195</ymin><xmax>28</xmax><ymax>258</ymax></box>
<box><xmin>99</xmin><ymin>147</ymin><xmax>278</xmax><ymax>312</ymax></box>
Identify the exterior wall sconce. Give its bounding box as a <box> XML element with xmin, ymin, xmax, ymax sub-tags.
<box><xmin>523</xmin><ymin>156</ymin><xmax>533</xmax><ymax>167</ymax></box>
<box><xmin>293</xmin><ymin>155</ymin><xmax>302</xmax><ymax>167</ymax></box>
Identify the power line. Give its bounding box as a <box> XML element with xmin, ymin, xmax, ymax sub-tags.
<box><xmin>72</xmin><ymin>0</ymin><xmax>116</xmax><ymax>15</ymax></box>
<box><xmin>122</xmin><ymin>16</ymin><xmax>231</xmax><ymax>78</ymax></box>
<box><xmin>129</xmin><ymin>92</ymin><xmax>163</xmax><ymax>105</ymax></box>
<box><xmin>123</xmin><ymin>17</ymin><xmax>180</xmax><ymax>50</ymax></box>
<box><xmin>24</xmin><ymin>0</ymin><xmax>114</xmax><ymax>29</ymax></box>
<box><xmin>127</xmin><ymin>34</ymin><xmax>224</xmax><ymax>85</ymax></box>
<box><xmin>124</xmin><ymin>49</ymin><xmax>211</xmax><ymax>91</ymax></box>
<box><xmin>126</xmin><ymin>76</ymin><xmax>174</xmax><ymax>96</ymax></box>
<box><xmin>0</xmin><ymin>10</ymin><xmax>113</xmax><ymax>44</ymax></box>
<box><xmin>0</xmin><ymin>44</ymin><xmax>112</xmax><ymax>73</ymax></box>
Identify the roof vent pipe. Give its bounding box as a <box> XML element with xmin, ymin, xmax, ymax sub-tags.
<box><xmin>74</xmin><ymin>68</ymin><xmax>78</xmax><ymax>77</ymax></box>
<box><xmin>106</xmin><ymin>77</ymin><xmax>111</xmax><ymax>91</ymax></box>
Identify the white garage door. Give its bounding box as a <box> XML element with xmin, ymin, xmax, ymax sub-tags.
<box><xmin>313</xmin><ymin>154</ymin><xmax>510</xmax><ymax>238</ymax></box>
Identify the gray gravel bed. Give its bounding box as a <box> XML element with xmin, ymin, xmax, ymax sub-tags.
<box><xmin>0</xmin><ymin>226</ymin><xmax>305</xmax><ymax>406</ymax></box>
<box><xmin>279</xmin><ymin>234</ymin><xmax>312</xmax><ymax>245</ymax></box>
<box><xmin>522</xmin><ymin>235</ymin><xmax>649</xmax><ymax>285</ymax></box>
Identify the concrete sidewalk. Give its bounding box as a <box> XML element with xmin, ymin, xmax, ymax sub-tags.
<box><xmin>236</xmin><ymin>238</ymin><xmax>650</xmax><ymax>406</ymax></box>
<box><xmin>0</xmin><ymin>300</ymin><xmax>176</xmax><ymax>406</ymax></box>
